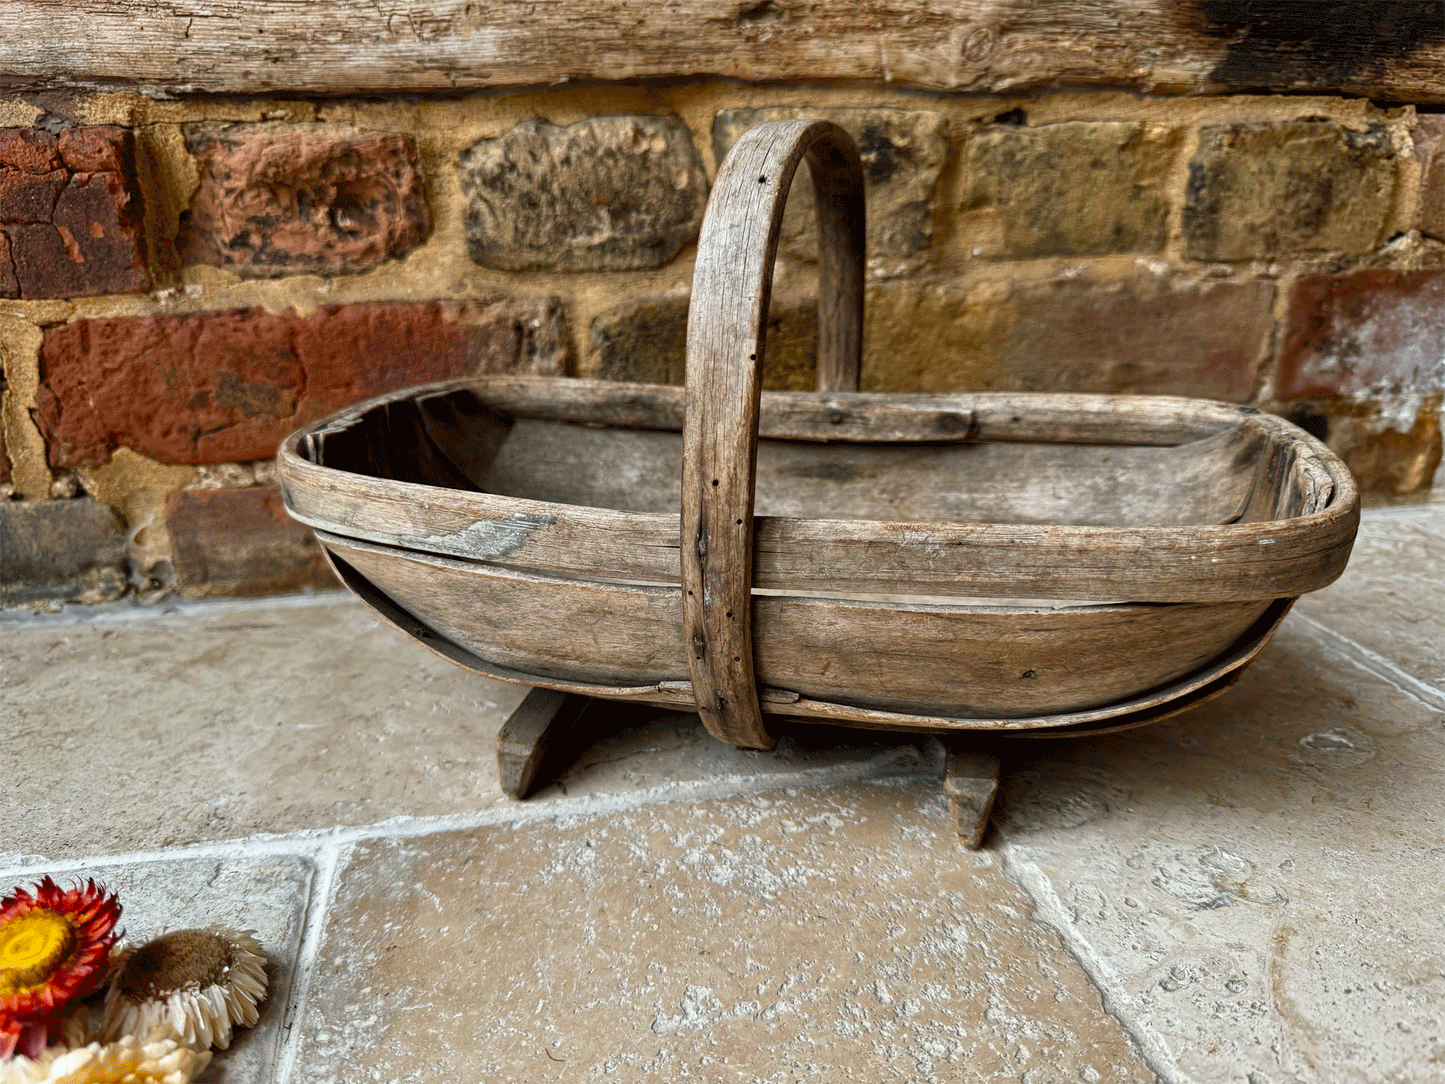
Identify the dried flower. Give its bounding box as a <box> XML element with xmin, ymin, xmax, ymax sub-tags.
<box><xmin>0</xmin><ymin>1034</ymin><xmax>209</xmax><ymax>1084</ymax></box>
<box><xmin>101</xmin><ymin>928</ymin><xmax>266</xmax><ymax>1051</ymax></box>
<box><xmin>0</xmin><ymin>879</ymin><xmax>122</xmax><ymax>1060</ymax></box>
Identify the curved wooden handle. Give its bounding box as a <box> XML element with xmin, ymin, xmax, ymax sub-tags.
<box><xmin>681</xmin><ymin>119</ymin><xmax>866</xmax><ymax>748</ymax></box>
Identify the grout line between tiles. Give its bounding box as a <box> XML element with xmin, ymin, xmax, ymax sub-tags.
<box><xmin>0</xmin><ymin>747</ymin><xmax>937</xmax><ymax>882</ymax></box>
<box><xmin>0</xmin><ymin>591</ymin><xmax>355</xmax><ymax>627</ymax></box>
<box><xmin>1293</xmin><ymin>613</ymin><xmax>1445</xmax><ymax>712</ymax></box>
<box><xmin>272</xmin><ymin>840</ymin><xmax>344</xmax><ymax>1084</ymax></box>
<box><xmin>997</xmin><ymin>844</ymin><xmax>1184</xmax><ymax>1084</ymax></box>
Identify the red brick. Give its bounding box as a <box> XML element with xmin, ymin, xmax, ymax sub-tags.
<box><xmin>35</xmin><ymin>297</ymin><xmax>569</xmax><ymax>467</ymax></box>
<box><xmin>0</xmin><ymin>126</ymin><xmax>148</xmax><ymax>299</ymax></box>
<box><xmin>1280</xmin><ymin>269</ymin><xmax>1445</xmax><ymax>400</ymax></box>
<box><xmin>50</xmin><ymin>172</ymin><xmax>149</xmax><ymax>292</ymax></box>
<box><xmin>0</xmin><ymin>230</ymin><xmax>17</xmax><ymax>298</ymax></box>
<box><xmin>0</xmin><ymin>129</ymin><xmax>61</xmax><ymax>173</ymax></box>
<box><xmin>180</xmin><ymin>124</ymin><xmax>431</xmax><ymax>275</ymax></box>
<box><xmin>58</xmin><ymin>126</ymin><xmax>129</xmax><ymax>173</ymax></box>
<box><xmin>165</xmin><ymin>485</ymin><xmax>337</xmax><ymax>597</ymax></box>
<box><xmin>0</xmin><ymin>169</ymin><xmax>66</xmax><ymax>223</ymax></box>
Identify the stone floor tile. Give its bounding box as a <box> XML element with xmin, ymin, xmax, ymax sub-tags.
<box><xmin>1</xmin><ymin>598</ymin><xmax>942</xmax><ymax>865</ymax></box>
<box><xmin>1</xmin><ymin>596</ymin><xmax>528</xmax><ymax>861</ymax></box>
<box><xmin>0</xmin><ymin>853</ymin><xmax>314</xmax><ymax>1084</ymax></box>
<box><xmin>1294</xmin><ymin>503</ymin><xmax>1445</xmax><ymax>702</ymax></box>
<box><xmin>294</xmin><ymin>780</ymin><xmax>1155</xmax><ymax>1084</ymax></box>
<box><xmin>994</xmin><ymin>619</ymin><xmax>1445</xmax><ymax>1084</ymax></box>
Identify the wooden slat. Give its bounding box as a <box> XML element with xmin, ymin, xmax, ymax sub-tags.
<box><xmin>321</xmin><ymin>531</ymin><xmax>1273</xmax><ymax>722</ymax></box>
<box><xmin>278</xmin><ymin>390</ymin><xmax>1359</xmax><ymax>604</ymax></box>
<box><xmin>681</xmin><ymin>119</ymin><xmax>866</xmax><ymax>748</ymax></box>
<box><xmin>320</xmin><ymin>538</ymin><xmax>1295</xmax><ymax>734</ymax></box>
<box><xmin>447</xmin><ymin>376</ymin><xmax>1245</xmax><ymax>447</ymax></box>
<box><xmin>943</xmin><ymin>751</ymin><xmax>1001</xmax><ymax>849</ymax></box>
<box><xmin>6</xmin><ymin>1</ymin><xmax>1445</xmax><ymax>100</ymax></box>
<box><xmin>494</xmin><ymin>687</ymin><xmax>593</xmax><ymax>799</ymax></box>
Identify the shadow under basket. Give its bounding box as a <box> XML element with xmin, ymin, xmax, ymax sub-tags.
<box><xmin>278</xmin><ymin>119</ymin><xmax>1358</xmax><ymax>752</ymax></box>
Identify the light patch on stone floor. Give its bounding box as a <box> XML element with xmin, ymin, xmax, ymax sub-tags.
<box><xmin>0</xmin><ymin>854</ymin><xmax>314</xmax><ymax>1084</ymax></box>
<box><xmin>0</xmin><ymin>598</ymin><xmax>946</xmax><ymax>866</ymax></box>
<box><xmin>995</xmin><ymin>619</ymin><xmax>1445</xmax><ymax>1084</ymax></box>
<box><xmin>1</xmin><ymin>597</ymin><xmax>526</xmax><ymax>859</ymax></box>
<box><xmin>1294</xmin><ymin>503</ymin><xmax>1445</xmax><ymax>703</ymax></box>
<box><xmin>293</xmin><ymin>779</ymin><xmax>1156</xmax><ymax>1084</ymax></box>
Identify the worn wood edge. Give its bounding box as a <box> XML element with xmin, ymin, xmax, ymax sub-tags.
<box><xmin>943</xmin><ymin>751</ymin><xmax>1001</xmax><ymax>849</ymax></box>
<box><xmin>423</xmin><ymin>375</ymin><xmax>1254</xmax><ymax>445</ymax></box>
<box><xmin>319</xmin><ymin>536</ymin><xmax>1295</xmax><ymax>734</ymax></box>
<box><xmin>278</xmin><ymin>382</ymin><xmax>1359</xmax><ymax>602</ymax></box>
<box><xmin>495</xmin><ymin>687</ymin><xmax>594</xmax><ymax>799</ymax></box>
<box><xmin>280</xmin><ymin>423</ymin><xmax>1359</xmax><ymax>603</ymax></box>
<box><xmin>681</xmin><ymin>119</ymin><xmax>866</xmax><ymax>748</ymax></box>
<box><xmin>283</xmin><ymin>376</ymin><xmax>1260</xmax><ymax>447</ymax></box>
<box><xmin>1001</xmin><ymin>666</ymin><xmax>1247</xmax><ymax>740</ymax></box>
<box><xmin>9</xmin><ymin>1</ymin><xmax>1445</xmax><ymax>101</ymax></box>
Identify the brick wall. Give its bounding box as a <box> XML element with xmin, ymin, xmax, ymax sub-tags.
<box><xmin>3</xmin><ymin>86</ymin><xmax>1443</xmax><ymax>606</ymax></box>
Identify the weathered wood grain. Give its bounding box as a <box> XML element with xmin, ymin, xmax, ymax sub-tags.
<box><xmin>320</xmin><ymin>531</ymin><xmax>1274</xmax><ymax>722</ymax></box>
<box><xmin>682</xmin><ymin>119</ymin><xmax>865</xmax><ymax>748</ymax></box>
<box><xmin>943</xmin><ymin>751</ymin><xmax>1000</xmax><ymax>849</ymax></box>
<box><xmin>278</xmin><ymin>388</ymin><xmax>1359</xmax><ymax>604</ymax></box>
<box><xmin>6</xmin><ymin>1</ymin><xmax>1445</xmax><ymax>100</ymax></box>
<box><xmin>494</xmin><ymin>687</ymin><xmax>593</xmax><ymax>799</ymax></box>
<box><xmin>319</xmin><ymin>541</ymin><xmax>1295</xmax><ymax>736</ymax></box>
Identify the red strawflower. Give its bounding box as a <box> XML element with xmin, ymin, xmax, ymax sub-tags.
<box><xmin>0</xmin><ymin>877</ymin><xmax>122</xmax><ymax>1060</ymax></box>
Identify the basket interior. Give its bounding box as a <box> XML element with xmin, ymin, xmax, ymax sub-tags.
<box><xmin>309</xmin><ymin>385</ymin><xmax>1301</xmax><ymax>529</ymax></box>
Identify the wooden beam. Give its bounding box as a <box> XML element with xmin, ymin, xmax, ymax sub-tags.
<box><xmin>3</xmin><ymin>1</ymin><xmax>1444</xmax><ymax>101</ymax></box>
<box><xmin>495</xmin><ymin>687</ymin><xmax>593</xmax><ymax>799</ymax></box>
<box><xmin>943</xmin><ymin>749</ymin><xmax>1001</xmax><ymax>849</ymax></box>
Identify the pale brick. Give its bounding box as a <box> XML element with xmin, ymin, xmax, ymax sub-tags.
<box><xmin>1184</xmin><ymin>121</ymin><xmax>1396</xmax><ymax>260</ymax></box>
<box><xmin>713</xmin><ymin>107</ymin><xmax>949</xmax><ymax>264</ymax></box>
<box><xmin>1412</xmin><ymin>114</ymin><xmax>1445</xmax><ymax>241</ymax></box>
<box><xmin>589</xmin><ymin>295</ymin><xmax>817</xmax><ymax>390</ymax></box>
<box><xmin>0</xmin><ymin>497</ymin><xmax>128</xmax><ymax>607</ymax></box>
<box><xmin>960</xmin><ymin>120</ymin><xmax>1179</xmax><ymax>257</ymax></box>
<box><xmin>461</xmin><ymin>116</ymin><xmax>708</xmax><ymax>272</ymax></box>
<box><xmin>864</xmin><ymin>276</ymin><xmax>1273</xmax><ymax>401</ymax></box>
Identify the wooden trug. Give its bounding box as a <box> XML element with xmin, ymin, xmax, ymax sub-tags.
<box><xmin>280</xmin><ymin>120</ymin><xmax>1359</xmax><ymax>837</ymax></box>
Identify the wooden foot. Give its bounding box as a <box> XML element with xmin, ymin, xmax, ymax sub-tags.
<box><xmin>943</xmin><ymin>750</ymin><xmax>1001</xmax><ymax>849</ymax></box>
<box><xmin>495</xmin><ymin>688</ymin><xmax>593</xmax><ymax>799</ymax></box>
